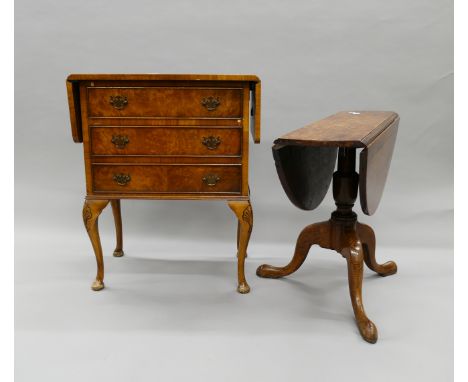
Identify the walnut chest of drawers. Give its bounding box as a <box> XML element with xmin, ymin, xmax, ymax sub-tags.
<box><xmin>67</xmin><ymin>74</ymin><xmax>261</xmax><ymax>294</ymax></box>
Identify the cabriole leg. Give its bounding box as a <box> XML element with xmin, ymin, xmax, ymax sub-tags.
<box><xmin>343</xmin><ymin>241</ymin><xmax>378</xmax><ymax>343</ymax></box>
<box><xmin>228</xmin><ymin>200</ymin><xmax>253</xmax><ymax>294</ymax></box>
<box><xmin>256</xmin><ymin>221</ymin><xmax>331</xmax><ymax>278</ymax></box>
<box><xmin>357</xmin><ymin>222</ymin><xmax>397</xmax><ymax>276</ymax></box>
<box><xmin>82</xmin><ymin>199</ymin><xmax>109</xmax><ymax>291</ymax></box>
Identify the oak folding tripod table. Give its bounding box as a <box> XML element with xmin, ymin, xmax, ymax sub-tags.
<box><xmin>257</xmin><ymin>111</ymin><xmax>399</xmax><ymax>343</ymax></box>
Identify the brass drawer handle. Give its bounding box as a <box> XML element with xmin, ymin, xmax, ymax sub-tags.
<box><xmin>202</xmin><ymin>174</ymin><xmax>220</xmax><ymax>186</ymax></box>
<box><xmin>109</xmin><ymin>95</ymin><xmax>128</xmax><ymax>110</ymax></box>
<box><xmin>113</xmin><ymin>173</ymin><xmax>131</xmax><ymax>186</ymax></box>
<box><xmin>201</xmin><ymin>136</ymin><xmax>221</xmax><ymax>150</ymax></box>
<box><xmin>111</xmin><ymin>134</ymin><xmax>129</xmax><ymax>149</ymax></box>
<box><xmin>201</xmin><ymin>96</ymin><xmax>220</xmax><ymax>111</ymax></box>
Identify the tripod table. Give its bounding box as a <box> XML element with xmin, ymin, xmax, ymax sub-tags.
<box><xmin>257</xmin><ymin>111</ymin><xmax>399</xmax><ymax>343</ymax></box>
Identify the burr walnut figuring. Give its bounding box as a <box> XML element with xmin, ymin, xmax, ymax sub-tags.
<box><xmin>67</xmin><ymin>74</ymin><xmax>261</xmax><ymax>294</ymax></box>
<box><xmin>257</xmin><ymin>111</ymin><xmax>399</xmax><ymax>343</ymax></box>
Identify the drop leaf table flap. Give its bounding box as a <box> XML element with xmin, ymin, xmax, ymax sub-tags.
<box><xmin>273</xmin><ymin>111</ymin><xmax>399</xmax><ymax>215</ymax></box>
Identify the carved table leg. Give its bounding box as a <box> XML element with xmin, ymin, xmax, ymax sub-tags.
<box><xmin>357</xmin><ymin>222</ymin><xmax>397</xmax><ymax>276</ymax></box>
<box><xmin>342</xmin><ymin>240</ymin><xmax>378</xmax><ymax>344</ymax></box>
<box><xmin>83</xmin><ymin>199</ymin><xmax>109</xmax><ymax>291</ymax></box>
<box><xmin>256</xmin><ymin>221</ymin><xmax>331</xmax><ymax>278</ymax></box>
<box><xmin>111</xmin><ymin>199</ymin><xmax>124</xmax><ymax>257</ymax></box>
<box><xmin>228</xmin><ymin>200</ymin><xmax>253</xmax><ymax>294</ymax></box>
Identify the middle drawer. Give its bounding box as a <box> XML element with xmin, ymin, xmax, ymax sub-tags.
<box><xmin>90</xmin><ymin>126</ymin><xmax>242</xmax><ymax>156</ymax></box>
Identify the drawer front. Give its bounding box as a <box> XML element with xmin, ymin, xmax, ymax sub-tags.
<box><xmin>92</xmin><ymin>164</ymin><xmax>241</xmax><ymax>194</ymax></box>
<box><xmin>88</xmin><ymin>87</ymin><xmax>243</xmax><ymax>118</ymax></box>
<box><xmin>91</xmin><ymin>127</ymin><xmax>241</xmax><ymax>156</ymax></box>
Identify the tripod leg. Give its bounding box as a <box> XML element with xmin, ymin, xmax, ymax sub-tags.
<box><xmin>343</xmin><ymin>241</ymin><xmax>378</xmax><ymax>343</ymax></box>
<box><xmin>357</xmin><ymin>222</ymin><xmax>397</xmax><ymax>276</ymax></box>
<box><xmin>256</xmin><ymin>221</ymin><xmax>331</xmax><ymax>279</ymax></box>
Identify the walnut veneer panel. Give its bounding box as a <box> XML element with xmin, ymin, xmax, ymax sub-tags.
<box><xmin>273</xmin><ymin>111</ymin><xmax>399</xmax><ymax>215</ymax></box>
<box><xmin>359</xmin><ymin>117</ymin><xmax>399</xmax><ymax>215</ymax></box>
<box><xmin>66</xmin><ymin>81</ymin><xmax>82</xmax><ymax>142</ymax></box>
<box><xmin>91</xmin><ymin>126</ymin><xmax>241</xmax><ymax>156</ymax></box>
<box><xmin>92</xmin><ymin>164</ymin><xmax>241</xmax><ymax>194</ymax></box>
<box><xmin>67</xmin><ymin>74</ymin><xmax>261</xmax><ymax>143</ymax></box>
<box><xmin>276</xmin><ymin>111</ymin><xmax>398</xmax><ymax>148</ymax></box>
<box><xmin>68</xmin><ymin>74</ymin><xmax>260</xmax><ymax>294</ymax></box>
<box><xmin>67</xmin><ymin>74</ymin><xmax>260</xmax><ymax>82</ymax></box>
<box><xmin>87</xmin><ymin>87</ymin><xmax>243</xmax><ymax>118</ymax></box>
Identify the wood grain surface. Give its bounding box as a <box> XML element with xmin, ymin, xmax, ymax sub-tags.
<box><xmin>275</xmin><ymin>111</ymin><xmax>398</xmax><ymax>148</ymax></box>
<box><xmin>92</xmin><ymin>164</ymin><xmax>242</xmax><ymax>194</ymax></box>
<box><xmin>90</xmin><ymin>126</ymin><xmax>241</xmax><ymax>156</ymax></box>
<box><xmin>359</xmin><ymin>117</ymin><xmax>399</xmax><ymax>215</ymax></box>
<box><xmin>67</xmin><ymin>74</ymin><xmax>261</xmax><ymax>143</ymax></box>
<box><xmin>67</xmin><ymin>74</ymin><xmax>260</xmax><ymax>82</ymax></box>
<box><xmin>257</xmin><ymin>147</ymin><xmax>398</xmax><ymax>343</ymax></box>
<box><xmin>68</xmin><ymin>74</ymin><xmax>260</xmax><ymax>294</ymax></box>
<box><xmin>87</xmin><ymin>87</ymin><xmax>243</xmax><ymax>118</ymax></box>
<box><xmin>272</xmin><ymin>111</ymin><xmax>399</xmax><ymax>215</ymax></box>
<box><xmin>272</xmin><ymin>144</ymin><xmax>337</xmax><ymax>210</ymax></box>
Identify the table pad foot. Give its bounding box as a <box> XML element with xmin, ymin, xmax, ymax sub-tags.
<box><xmin>113</xmin><ymin>250</ymin><xmax>125</xmax><ymax>258</ymax></box>
<box><xmin>91</xmin><ymin>279</ymin><xmax>105</xmax><ymax>291</ymax></box>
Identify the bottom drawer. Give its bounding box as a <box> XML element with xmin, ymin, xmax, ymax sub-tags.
<box><xmin>92</xmin><ymin>164</ymin><xmax>242</xmax><ymax>194</ymax></box>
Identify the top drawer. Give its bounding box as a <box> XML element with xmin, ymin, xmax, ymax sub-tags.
<box><xmin>87</xmin><ymin>87</ymin><xmax>243</xmax><ymax>118</ymax></box>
